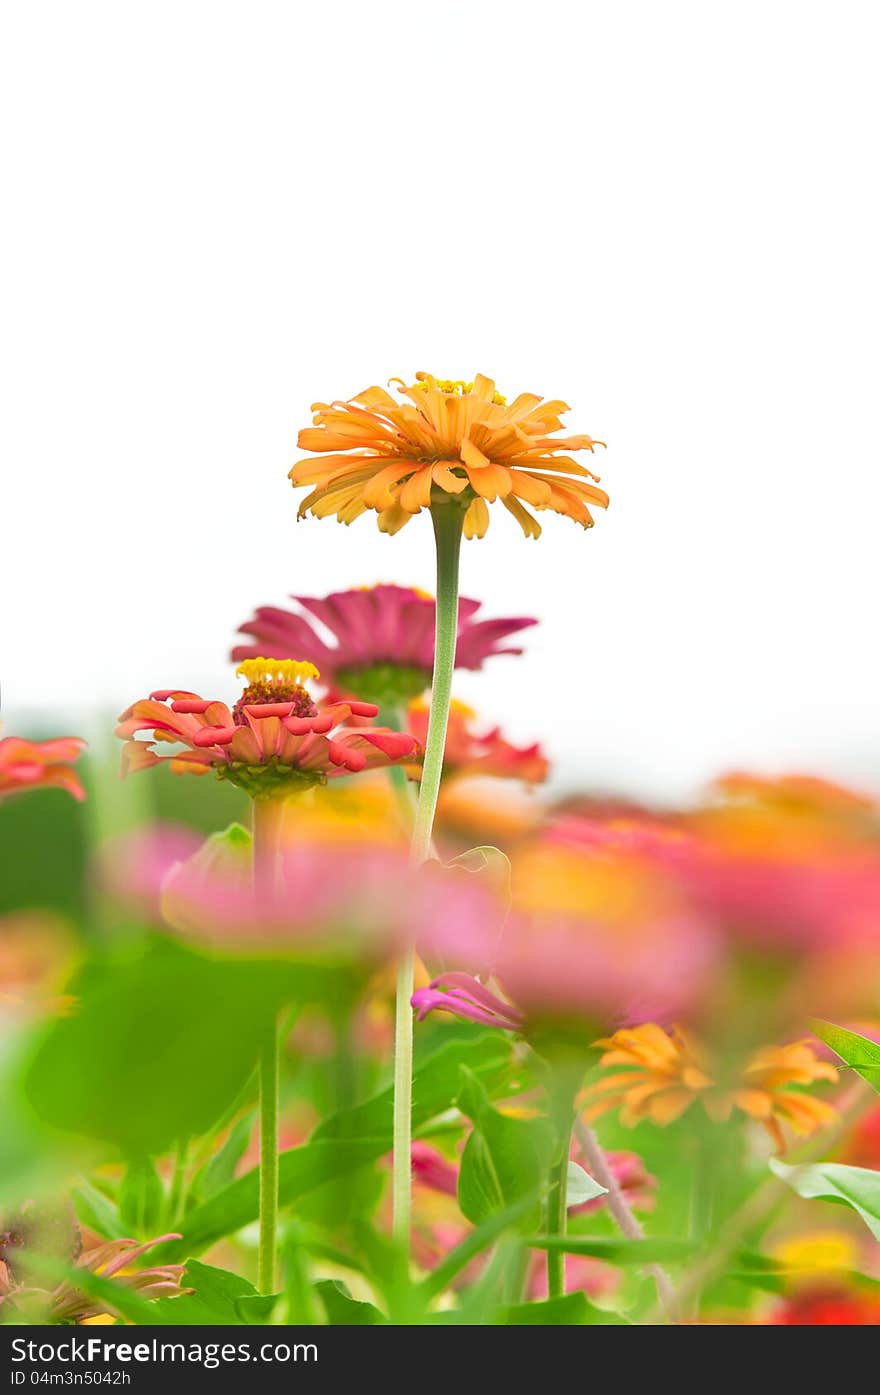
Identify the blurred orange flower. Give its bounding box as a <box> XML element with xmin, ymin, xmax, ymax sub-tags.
<box><xmin>585</xmin><ymin>1023</ymin><xmax>839</xmax><ymax>1149</ymax></box>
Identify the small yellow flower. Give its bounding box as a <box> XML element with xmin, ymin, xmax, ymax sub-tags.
<box><xmin>771</xmin><ymin>1231</ymin><xmax>858</xmax><ymax>1279</ymax></box>
<box><xmin>290</xmin><ymin>372</ymin><xmax>608</xmax><ymax>539</ymax></box>
<box><xmin>584</xmin><ymin>1023</ymin><xmax>839</xmax><ymax>1150</ymax></box>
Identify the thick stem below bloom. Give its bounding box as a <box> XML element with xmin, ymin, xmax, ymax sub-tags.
<box><xmin>392</xmin><ymin>502</ymin><xmax>465</xmax><ymax>1257</ymax></box>
<box><xmin>252</xmin><ymin>796</ymin><xmax>286</xmax><ymax>1295</ymax></box>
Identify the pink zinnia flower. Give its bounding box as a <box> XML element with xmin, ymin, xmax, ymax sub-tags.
<box><xmin>412</xmin><ymin>972</ymin><xmax>525</xmax><ymax>1032</ymax></box>
<box><xmin>116</xmin><ymin>658</ymin><xmax>416</xmax><ymax>797</ymax></box>
<box><xmin>232</xmin><ymin>584</ymin><xmax>536</xmax><ymax>706</ymax></box>
<box><xmin>0</xmin><ymin>1202</ymin><xmax>186</xmax><ymax>1322</ymax></box>
<box><xmin>0</xmin><ymin>736</ymin><xmax>86</xmax><ymax>802</ymax></box>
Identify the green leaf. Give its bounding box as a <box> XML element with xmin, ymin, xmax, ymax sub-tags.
<box><xmin>420</xmin><ymin>1196</ymin><xmax>537</xmax><ymax>1300</ymax></box>
<box><xmin>316</xmin><ymin>1280</ymin><xmax>385</xmax><ymax>1325</ymax></box>
<box><xmin>456</xmin><ymin>1067</ymin><xmax>552</xmax><ymax>1227</ymax></box>
<box><xmin>161</xmin><ymin>1034</ymin><xmax>513</xmax><ymax>1259</ymax></box>
<box><xmin>71</xmin><ymin>1181</ymin><xmax>128</xmax><ymax>1241</ymax></box>
<box><xmin>313</xmin><ymin>1030</ymin><xmax>513</xmax><ymax>1144</ymax></box>
<box><xmin>496</xmin><ymin>1293</ymin><xmax>628</xmax><ymax>1325</ymax></box>
<box><xmin>119</xmin><ymin>1157</ymin><xmax>164</xmax><ymax>1236</ymax></box>
<box><xmin>23</xmin><ymin>936</ymin><xmax>303</xmax><ymax>1156</ymax></box>
<box><xmin>153</xmin><ymin>1260</ymin><xmax>277</xmax><ymax>1325</ymax></box>
<box><xmin>770</xmin><ymin>1158</ymin><xmax>880</xmax><ymax>1240</ymax></box>
<box><xmin>810</xmin><ymin>1019</ymin><xmax>880</xmax><ymax>1092</ymax></box>
<box><xmin>529</xmin><ymin>1235</ymin><xmax>696</xmax><ymax>1264</ymax></box>
<box><xmin>566</xmin><ymin>1161</ymin><xmax>607</xmax><ymax>1208</ymax></box>
<box><xmin>194</xmin><ymin>1111</ymin><xmax>255</xmax><ymax>1203</ymax></box>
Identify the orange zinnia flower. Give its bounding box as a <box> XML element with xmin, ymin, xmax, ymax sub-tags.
<box><xmin>584</xmin><ymin>1023</ymin><xmax>839</xmax><ymax>1150</ymax></box>
<box><xmin>289</xmin><ymin>373</ymin><xmax>608</xmax><ymax>539</ymax></box>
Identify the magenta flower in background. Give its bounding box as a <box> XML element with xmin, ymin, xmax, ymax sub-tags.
<box><xmin>231</xmin><ymin>584</ymin><xmax>537</xmax><ymax>706</ymax></box>
<box><xmin>412</xmin><ymin>972</ymin><xmax>524</xmax><ymax>1033</ymax></box>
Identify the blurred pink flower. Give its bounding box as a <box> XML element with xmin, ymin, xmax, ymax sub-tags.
<box><xmin>116</xmin><ymin>658</ymin><xmax>416</xmax><ymax>797</ymax></box>
<box><xmin>410</xmin><ymin>1142</ymin><xmax>459</xmax><ymax>1198</ymax></box>
<box><xmin>232</xmin><ymin>584</ymin><xmax>536</xmax><ymax>706</ymax></box>
<box><xmin>104</xmin><ymin>822</ymin><xmax>500</xmax><ymax>968</ymax></box>
<box><xmin>0</xmin><ymin>736</ymin><xmax>86</xmax><ymax>802</ymax></box>
<box><xmin>416</xmin><ymin>838</ymin><xmax>716</xmax><ymax>1031</ymax></box>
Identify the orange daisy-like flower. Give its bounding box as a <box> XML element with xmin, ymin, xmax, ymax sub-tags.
<box><xmin>584</xmin><ymin>1023</ymin><xmax>839</xmax><ymax>1151</ymax></box>
<box><xmin>408</xmin><ymin>699</ymin><xmax>549</xmax><ymax>785</ymax></box>
<box><xmin>290</xmin><ymin>373</ymin><xmax>608</xmax><ymax>539</ymax></box>
<box><xmin>0</xmin><ymin>736</ymin><xmax>86</xmax><ymax>802</ymax></box>
<box><xmin>116</xmin><ymin>658</ymin><xmax>417</xmax><ymax>799</ymax></box>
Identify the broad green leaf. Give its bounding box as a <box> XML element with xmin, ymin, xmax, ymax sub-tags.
<box><xmin>566</xmin><ymin>1161</ymin><xmax>607</xmax><ymax>1207</ymax></box>
<box><xmin>456</xmin><ymin>1067</ymin><xmax>552</xmax><ymax>1227</ymax></box>
<box><xmin>316</xmin><ymin>1280</ymin><xmax>385</xmax><ymax>1325</ymax></box>
<box><xmin>810</xmin><ymin>1019</ymin><xmax>880</xmax><ymax>1092</ymax></box>
<box><xmin>161</xmin><ymin>1034</ymin><xmax>513</xmax><ymax>1259</ymax></box>
<box><xmin>497</xmin><ymin>1293</ymin><xmax>628</xmax><ymax>1325</ymax></box>
<box><xmin>770</xmin><ymin>1159</ymin><xmax>880</xmax><ymax>1240</ymax></box>
<box><xmin>23</xmin><ymin>936</ymin><xmax>304</xmax><ymax>1156</ymax></box>
<box><xmin>530</xmin><ymin>1235</ymin><xmax>696</xmax><ymax>1264</ymax></box>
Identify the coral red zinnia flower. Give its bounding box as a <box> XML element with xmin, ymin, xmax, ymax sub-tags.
<box><xmin>290</xmin><ymin>373</ymin><xmax>608</xmax><ymax>539</ymax></box>
<box><xmin>116</xmin><ymin>658</ymin><xmax>416</xmax><ymax>797</ymax></box>
<box><xmin>0</xmin><ymin>736</ymin><xmax>86</xmax><ymax>802</ymax></box>
<box><xmin>408</xmin><ymin>699</ymin><xmax>549</xmax><ymax>785</ymax></box>
<box><xmin>232</xmin><ymin>584</ymin><xmax>536</xmax><ymax>706</ymax></box>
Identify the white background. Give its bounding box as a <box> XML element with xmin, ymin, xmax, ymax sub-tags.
<box><xmin>2</xmin><ymin>1</ymin><xmax>878</xmax><ymax>800</ymax></box>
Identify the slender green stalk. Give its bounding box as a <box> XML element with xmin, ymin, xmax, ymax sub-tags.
<box><xmin>545</xmin><ymin>1133</ymin><xmax>572</xmax><ymax>1300</ymax></box>
<box><xmin>257</xmin><ymin>1020</ymin><xmax>280</xmax><ymax>1295</ymax></box>
<box><xmin>392</xmin><ymin>501</ymin><xmax>465</xmax><ymax>1256</ymax></box>
<box><xmin>252</xmin><ymin>796</ymin><xmax>286</xmax><ymax>1295</ymax></box>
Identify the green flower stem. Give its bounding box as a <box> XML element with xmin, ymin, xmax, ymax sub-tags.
<box><xmin>252</xmin><ymin>795</ymin><xmax>286</xmax><ymax>1296</ymax></box>
<box><xmin>392</xmin><ymin>501</ymin><xmax>465</xmax><ymax>1256</ymax></box>
<box><xmin>545</xmin><ymin>1122</ymin><xmax>573</xmax><ymax>1300</ymax></box>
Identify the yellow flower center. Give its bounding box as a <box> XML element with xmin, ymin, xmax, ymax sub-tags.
<box><xmin>233</xmin><ymin>657</ymin><xmax>320</xmax><ymax>722</ymax></box>
<box><xmin>236</xmin><ymin>658</ymin><xmax>320</xmax><ymax>688</ymax></box>
<box><xmin>413</xmin><ymin>373</ymin><xmax>507</xmax><ymax>406</ymax></box>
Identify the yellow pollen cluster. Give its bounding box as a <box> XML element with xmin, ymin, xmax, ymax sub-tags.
<box><xmin>235</xmin><ymin>657</ymin><xmax>320</xmax><ymax>687</ymax></box>
<box><xmin>414</xmin><ymin>373</ymin><xmax>507</xmax><ymax>406</ymax></box>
